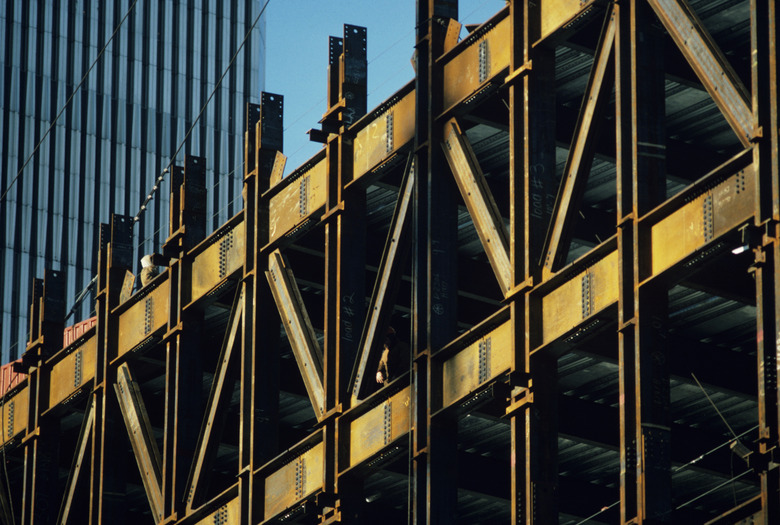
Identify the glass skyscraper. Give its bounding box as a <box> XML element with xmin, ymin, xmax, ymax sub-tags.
<box><xmin>0</xmin><ymin>0</ymin><xmax>265</xmax><ymax>362</ymax></box>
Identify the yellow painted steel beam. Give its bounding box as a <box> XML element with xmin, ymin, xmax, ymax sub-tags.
<box><xmin>194</xmin><ymin>497</ymin><xmax>240</xmax><ymax>525</ymax></box>
<box><xmin>268</xmin><ymin>158</ymin><xmax>327</xmax><ymax>244</ymax></box>
<box><xmin>442</xmin><ymin>320</ymin><xmax>512</xmax><ymax>409</ymax></box>
<box><xmin>442</xmin><ymin>118</ymin><xmax>512</xmax><ymax>295</ymax></box>
<box><xmin>537</xmin><ymin>159</ymin><xmax>755</xmax><ymax>350</ymax></box>
<box><xmin>266</xmin><ymin>250</ymin><xmax>326</xmax><ymax>418</ymax></box>
<box><xmin>114</xmin><ymin>362</ymin><xmax>164</xmax><ymax>522</ymax></box>
<box><xmin>647</xmin><ymin>0</ymin><xmax>753</xmax><ymax>147</ymax></box>
<box><xmin>539</xmin><ymin>0</ymin><xmax>601</xmax><ymax>43</ymax></box>
<box><xmin>1</xmin><ymin>385</ymin><xmax>28</xmax><ymax>447</ymax></box>
<box><xmin>352</xmin><ymin>88</ymin><xmax>416</xmax><ymax>180</ymax></box>
<box><xmin>190</xmin><ymin>220</ymin><xmax>246</xmax><ymax>302</ymax></box>
<box><xmin>347</xmin><ymin>386</ymin><xmax>412</xmax><ymax>469</ymax></box>
<box><xmin>541</xmin><ymin>249</ymin><xmax>619</xmax><ymax>346</ymax></box>
<box><xmin>441</xmin><ymin>14</ymin><xmax>510</xmax><ymax>112</ymax></box>
<box><xmin>648</xmin><ymin>165</ymin><xmax>755</xmax><ymax>278</ymax></box>
<box><xmin>262</xmin><ymin>441</ymin><xmax>325</xmax><ymax>520</ymax></box>
<box><xmin>269</xmin><ymin>151</ymin><xmax>288</xmax><ymax>188</ymax></box>
<box><xmin>350</xmin><ymin>158</ymin><xmax>415</xmax><ymax>405</ymax></box>
<box><xmin>48</xmin><ymin>335</ymin><xmax>96</xmax><ymax>408</ymax></box>
<box><xmin>543</xmin><ymin>8</ymin><xmax>615</xmax><ymax>276</ymax></box>
<box><xmin>116</xmin><ymin>279</ymin><xmax>170</xmax><ymax>358</ymax></box>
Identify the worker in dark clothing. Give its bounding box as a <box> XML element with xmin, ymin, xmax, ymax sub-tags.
<box><xmin>376</xmin><ymin>326</ymin><xmax>408</xmax><ymax>385</ymax></box>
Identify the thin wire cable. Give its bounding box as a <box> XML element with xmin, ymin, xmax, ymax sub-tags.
<box><xmin>574</xmin><ymin>499</ymin><xmax>618</xmax><ymax>525</ymax></box>
<box><xmin>673</xmin><ymin>424</ymin><xmax>758</xmax><ymax>473</ymax></box>
<box><xmin>133</xmin><ymin>0</ymin><xmax>272</xmax><ymax>223</ymax></box>
<box><xmin>461</xmin><ymin>0</ymin><xmax>500</xmax><ymax>23</ymax></box>
<box><xmin>0</xmin><ymin>0</ymin><xmax>140</xmax><ymax>205</ymax></box>
<box><xmin>64</xmin><ymin>275</ymin><xmax>98</xmax><ymax>322</ymax></box>
<box><xmin>575</xmin><ymin>425</ymin><xmax>760</xmax><ymax>525</ymax></box>
<box><xmin>283</xmin><ymin>96</ymin><xmax>328</xmax><ymax>132</ymax></box>
<box><xmin>368</xmin><ymin>28</ymin><xmax>415</xmax><ymax>66</ymax></box>
<box><xmin>692</xmin><ymin>373</ymin><xmax>738</xmax><ymax>438</ymax></box>
<box><xmin>675</xmin><ymin>469</ymin><xmax>753</xmax><ymax>511</ymax></box>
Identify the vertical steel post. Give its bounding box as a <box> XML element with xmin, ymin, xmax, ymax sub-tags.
<box><xmin>508</xmin><ymin>1</ymin><xmax>527</xmax><ymax>520</ymax></box>
<box><xmin>413</xmin><ymin>2</ymin><xmax>459</xmax><ymax>524</ymax></box>
<box><xmin>240</xmin><ymin>96</ymin><xmax>282</xmax><ymax>523</ymax></box>
<box><xmin>752</xmin><ymin>4</ymin><xmax>780</xmax><ymax>520</ymax></box>
<box><xmin>752</xmin><ymin>239</ymin><xmax>780</xmax><ymax>524</ymax></box>
<box><xmin>507</xmin><ymin>2</ymin><xmax>558</xmax><ymax>523</ymax></box>
<box><xmin>161</xmin><ymin>155</ymin><xmax>206</xmax><ymax>518</ymax></box>
<box><xmin>616</xmin><ymin>2</ymin><xmax>669</xmax><ymax>523</ymax></box>
<box><xmin>751</xmin><ymin>0</ymin><xmax>779</xmax><ymax>224</ymax></box>
<box><xmin>91</xmin><ymin>214</ymin><xmax>133</xmax><ymax>524</ymax></box>
<box><xmin>20</xmin><ymin>270</ymin><xmax>63</xmax><ymax>524</ymax></box>
<box><xmin>323</xmin><ymin>24</ymin><xmax>367</xmax><ymax>523</ymax></box>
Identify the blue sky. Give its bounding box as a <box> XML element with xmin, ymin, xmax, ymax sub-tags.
<box><xmin>264</xmin><ymin>0</ymin><xmax>506</xmax><ymax>175</ymax></box>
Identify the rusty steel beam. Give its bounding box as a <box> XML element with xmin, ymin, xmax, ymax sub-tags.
<box><xmin>185</xmin><ymin>290</ymin><xmax>243</xmax><ymax>512</ymax></box>
<box><xmin>57</xmin><ymin>399</ymin><xmax>95</xmax><ymax>525</ymax></box>
<box><xmin>648</xmin><ymin>0</ymin><xmax>753</xmax><ymax>147</ymax></box>
<box><xmin>442</xmin><ymin>118</ymin><xmax>512</xmax><ymax>294</ymax></box>
<box><xmin>542</xmin><ymin>7</ymin><xmax>615</xmax><ymax>275</ymax></box>
<box><xmin>266</xmin><ymin>250</ymin><xmax>325</xmax><ymax>419</ymax></box>
<box><xmin>114</xmin><ymin>363</ymin><xmax>164</xmax><ymax>522</ymax></box>
<box><xmin>350</xmin><ymin>157</ymin><xmax>415</xmax><ymax>404</ymax></box>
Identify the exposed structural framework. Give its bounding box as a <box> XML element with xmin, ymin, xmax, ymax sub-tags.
<box><xmin>1</xmin><ymin>1</ymin><xmax>778</xmax><ymax>523</ymax></box>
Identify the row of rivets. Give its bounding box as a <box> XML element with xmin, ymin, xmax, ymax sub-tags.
<box><xmin>73</xmin><ymin>348</ymin><xmax>83</xmax><ymax>388</ymax></box>
<box><xmin>218</xmin><ymin>231</ymin><xmax>235</xmax><ymax>279</ymax></box>
<box><xmin>383</xmin><ymin>401</ymin><xmax>392</xmax><ymax>445</ymax></box>
<box><xmin>144</xmin><ymin>297</ymin><xmax>154</xmax><ymax>336</ymax></box>
<box><xmin>478</xmin><ymin>337</ymin><xmax>492</xmax><ymax>383</ymax></box>
<box><xmin>299</xmin><ymin>176</ymin><xmax>310</xmax><ymax>218</ymax></box>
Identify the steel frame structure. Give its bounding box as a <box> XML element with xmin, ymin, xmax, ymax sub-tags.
<box><xmin>1</xmin><ymin>0</ymin><xmax>778</xmax><ymax>523</ymax></box>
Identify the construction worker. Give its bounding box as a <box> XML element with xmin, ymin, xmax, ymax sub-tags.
<box><xmin>139</xmin><ymin>253</ymin><xmax>169</xmax><ymax>287</ymax></box>
<box><xmin>376</xmin><ymin>326</ymin><xmax>408</xmax><ymax>385</ymax></box>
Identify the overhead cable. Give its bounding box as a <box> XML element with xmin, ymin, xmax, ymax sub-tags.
<box><xmin>0</xmin><ymin>0</ymin><xmax>140</xmax><ymax>205</ymax></box>
<box><xmin>132</xmin><ymin>0</ymin><xmax>272</xmax><ymax>224</ymax></box>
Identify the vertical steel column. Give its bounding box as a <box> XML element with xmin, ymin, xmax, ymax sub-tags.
<box><xmin>413</xmin><ymin>2</ymin><xmax>459</xmax><ymax>523</ymax></box>
<box><xmin>323</xmin><ymin>24</ymin><xmax>367</xmax><ymax>412</ymax></box>
<box><xmin>751</xmin><ymin>0</ymin><xmax>779</xmax><ymax>224</ymax></box>
<box><xmin>323</xmin><ymin>24</ymin><xmax>367</xmax><ymax>523</ymax></box>
<box><xmin>523</xmin><ymin>13</ymin><xmax>556</xmax><ymax>277</ymax></box>
<box><xmin>161</xmin><ymin>155</ymin><xmax>206</xmax><ymax>519</ymax></box>
<box><xmin>508</xmin><ymin>0</ymin><xmax>528</xmax><ymax>522</ymax></box>
<box><xmin>241</xmin><ymin>96</ymin><xmax>282</xmax><ymax>523</ymax></box>
<box><xmin>20</xmin><ymin>269</ymin><xmax>63</xmax><ymax>524</ymax></box>
<box><xmin>506</xmin><ymin>2</ymin><xmax>558</xmax><ymax>523</ymax></box>
<box><xmin>753</xmin><ymin>239</ymin><xmax>780</xmax><ymax>524</ymax></box>
<box><xmin>752</xmin><ymin>3</ymin><xmax>780</xmax><ymax>520</ymax></box>
<box><xmin>616</xmin><ymin>2</ymin><xmax>669</xmax><ymax>523</ymax></box>
<box><xmin>91</xmin><ymin>214</ymin><xmax>133</xmax><ymax>524</ymax></box>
